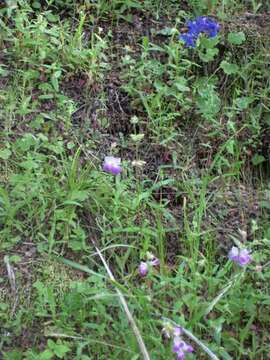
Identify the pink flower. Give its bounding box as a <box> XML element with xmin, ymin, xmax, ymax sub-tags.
<box><xmin>103</xmin><ymin>156</ymin><xmax>122</xmax><ymax>175</ymax></box>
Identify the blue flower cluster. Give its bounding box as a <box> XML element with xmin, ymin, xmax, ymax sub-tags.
<box><xmin>180</xmin><ymin>16</ymin><xmax>220</xmax><ymax>48</ymax></box>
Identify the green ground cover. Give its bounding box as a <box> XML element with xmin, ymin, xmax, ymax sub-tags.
<box><xmin>0</xmin><ymin>1</ymin><xmax>269</xmax><ymax>359</ymax></box>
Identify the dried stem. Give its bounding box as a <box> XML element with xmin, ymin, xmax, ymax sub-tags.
<box><xmin>4</xmin><ymin>255</ymin><xmax>16</xmax><ymax>293</ymax></box>
<box><xmin>92</xmin><ymin>241</ymin><xmax>151</xmax><ymax>360</ymax></box>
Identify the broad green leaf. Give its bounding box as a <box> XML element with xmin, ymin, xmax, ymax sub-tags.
<box><xmin>174</xmin><ymin>77</ymin><xmax>190</xmax><ymax>92</ymax></box>
<box><xmin>18</xmin><ymin>96</ymin><xmax>32</xmax><ymax>115</ymax></box>
<box><xmin>32</xmin><ymin>1</ymin><xmax>41</xmax><ymax>9</ymax></box>
<box><xmin>0</xmin><ymin>65</ymin><xmax>9</xmax><ymax>76</ymax></box>
<box><xmin>199</xmin><ymin>48</ymin><xmax>219</xmax><ymax>62</ymax></box>
<box><xmin>39</xmin><ymin>350</ymin><xmax>54</xmax><ymax>360</ymax></box>
<box><xmin>226</xmin><ymin>139</ymin><xmax>235</xmax><ymax>155</ymax></box>
<box><xmin>69</xmin><ymin>190</ymin><xmax>89</xmax><ymax>202</ymax></box>
<box><xmin>220</xmin><ymin>60</ymin><xmax>239</xmax><ymax>75</ymax></box>
<box><xmin>252</xmin><ymin>154</ymin><xmax>265</xmax><ymax>166</ymax></box>
<box><xmin>228</xmin><ymin>31</ymin><xmax>246</xmax><ymax>45</ymax></box>
<box><xmin>0</xmin><ymin>149</ymin><xmax>11</xmax><ymax>160</ymax></box>
<box><xmin>260</xmin><ymin>201</ymin><xmax>270</xmax><ymax>209</ymax></box>
<box><xmin>196</xmin><ymin>82</ymin><xmax>221</xmax><ymax>119</ymax></box>
<box><xmin>45</xmin><ymin>13</ymin><xmax>59</xmax><ymax>22</ymax></box>
<box><xmin>51</xmin><ymin>343</ymin><xmax>70</xmax><ymax>359</ymax></box>
<box><xmin>3</xmin><ymin>350</ymin><xmax>23</xmax><ymax>360</ymax></box>
<box><xmin>130</xmin><ymin>133</ymin><xmax>145</xmax><ymax>142</ymax></box>
<box><xmin>234</xmin><ymin>96</ymin><xmax>254</xmax><ymax>110</ymax></box>
<box><xmin>51</xmin><ymin>70</ymin><xmax>62</xmax><ymax>92</ymax></box>
<box><xmin>20</xmin><ymin>160</ymin><xmax>39</xmax><ymax>170</ymax></box>
<box><xmin>200</xmin><ymin>36</ymin><xmax>220</xmax><ymax>48</ymax></box>
<box><xmin>156</xmin><ymin>27</ymin><xmax>177</xmax><ymax>36</ymax></box>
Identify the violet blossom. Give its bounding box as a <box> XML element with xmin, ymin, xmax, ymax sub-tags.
<box><xmin>138</xmin><ymin>254</ymin><xmax>160</xmax><ymax>277</ymax></box>
<box><xmin>150</xmin><ymin>256</ymin><xmax>160</xmax><ymax>267</ymax></box>
<box><xmin>173</xmin><ymin>326</ymin><xmax>183</xmax><ymax>337</ymax></box>
<box><xmin>138</xmin><ymin>262</ymin><xmax>148</xmax><ymax>277</ymax></box>
<box><xmin>162</xmin><ymin>323</ymin><xmax>194</xmax><ymax>360</ymax></box>
<box><xmin>102</xmin><ymin>156</ymin><xmax>122</xmax><ymax>175</ymax></box>
<box><xmin>173</xmin><ymin>336</ymin><xmax>194</xmax><ymax>359</ymax></box>
<box><xmin>228</xmin><ymin>246</ymin><xmax>252</xmax><ymax>266</ymax></box>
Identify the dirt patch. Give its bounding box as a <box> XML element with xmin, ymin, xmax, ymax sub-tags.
<box><xmin>205</xmin><ymin>183</ymin><xmax>261</xmax><ymax>249</ymax></box>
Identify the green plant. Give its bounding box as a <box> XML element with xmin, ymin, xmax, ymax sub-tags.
<box><xmin>0</xmin><ymin>1</ymin><xmax>270</xmax><ymax>359</ymax></box>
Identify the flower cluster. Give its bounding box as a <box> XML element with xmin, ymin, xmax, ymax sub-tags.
<box><xmin>102</xmin><ymin>151</ymin><xmax>253</xmax><ymax>360</ymax></box>
<box><xmin>180</xmin><ymin>16</ymin><xmax>220</xmax><ymax>48</ymax></box>
<box><xmin>228</xmin><ymin>246</ymin><xmax>252</xmax><ymax>267</ymax></box>
<box><xmin>138</xmin><ymin>253</ymin><xmax>160</xmax><ymax>277</ymax></box>
<box><xmin>103</xmin><ymin>156</ymin><xmax>122</xmax><ymax>175</ymax></box>
<box><xmin>162</xmin><ymin>323</ymin><xmax>194</xmax><ymax>360</ymax></box>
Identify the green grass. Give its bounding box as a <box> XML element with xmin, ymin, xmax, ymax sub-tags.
<box><xmin>0</xmin><ymin>0</ymin><xmax>270</xmax><ymax>359</ymax></box>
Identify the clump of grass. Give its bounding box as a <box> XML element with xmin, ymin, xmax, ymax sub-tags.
<box><xmin>0</xmin><ymin>1</ymin><xmax>269</xmax><ymax>359</ymax></box>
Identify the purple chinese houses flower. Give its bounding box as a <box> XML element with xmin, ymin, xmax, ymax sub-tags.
<box><xmin>172</xmin><ymin>328</ymin><xmax>194</xmax><ymax>359</ymax></box>
<box><xmin>228</xmin><ymin>246</ymin><xmax>252</xmax><ymax>266</ymax></box>
<box><xmin>173</xmin><ymin>326</ymin><xmax>183</xmax><ymax>337</ymax></box>
<box><xmin>138</xmin><ymin>254</ymin><xmax>160</xmax><ymax>277</ymax></box>
<box><xmin>103</xmin><ymin>156</ymin><xmax>122</xmax><ymax>175</ymax></box>
<box><xmin>150</xmin><ymin>256</ymin><xmax>160</xmax><ymax>267</ymax></box>
<box><xmin>138</xmin><ymin>262</ymin><xmax>148</xmax><ymax>277</ymax></box>
<box><xmin>162</xmin><ymin>323</ymin><xmax>194</xmax><ymax>360</ymax></box>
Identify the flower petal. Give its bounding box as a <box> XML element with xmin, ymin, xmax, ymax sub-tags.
<box><xmin>103</xmin><ymin>156</ymin><xmax>122</xmax><ymax>175</ymax></box>
<box><xmin>138</xmin><ymin>262</ymin><xmax>148</xmax><ymax>277</ymax></box>
<box><xmin>228</xmin><ymin>246</ymin><xmax>239</xmax><ymax>260</ymax></box>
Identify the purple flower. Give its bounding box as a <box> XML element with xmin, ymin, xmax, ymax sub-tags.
<box><xmin>228</xmin><ymin>246</ymin><xmax>252</xmax><ymax>267</ymax></box>
<box><xmin>180</xmin><ymin>16</ymin><xmax>219</xmax><ymax>48</ymax></box>
<box><xmin>176</xmin><ymin>350</ymin><xmax>185</xmax><ymax>360</ymax></box>
<box><xmin>173</xmin><ymin>337</ymin><xmax>185</xmax><ymax>353</ymax></box>
<box><xmin>173</xmin><ymin>336</ymin><xmax>194</xmax><ymax>359</ymax></box>
<box><xmin>195</xmin><ymin>16</ymin><xmax>220</xmax><ymax>38</ymax></box>
<box><xmin>238</xmin><ymin>249</ymin><xmax>252</xmax><ymax>266</ymax></box>
<box><xmin>173</xmin><ymin>326</ymin><xmax>183</xmax><ymax>337</ymax></box>
<box><xmin>228</xmin><ymin>246</ymin><xmax>239</xmax><ymax>261</ymax></box>
<box><xmin>161</xmin><ymin>322</ymin><xmax>194</xmax><ymax>360</ymax></box>
<box><xmin>185</xmin><ymin>345</ymin><xmax>194</xmax><ymax>353</ymax></box>
<box><xmin>181</xmin><ymin>342</ymin><xmax>193</xmax><ymax>353</ymax></box>
<box><xmin>173</xmin><ymin>337</ymin><xmax>193</xmax><ymax>353</ymax></box>
<box><xmin>187</xmin><ymin>19</ymin><xmax>201</xmax><ymax>36</ymax></box>
<box><xmin>138</xmin><ymin>262</ymin><xmax>148</xmax><ymax>277</ymax></box>
<box><xmin>103</xmin><ymin>156</ymin><xmax>122</xmax><ymax>175</ymax></box>
<box><xmin>150</xmin><ymin>257</ymin><xmax>160</xmax><ymax>267</ymax></box>
<box><xmin>138</xmin><ymin>254</ymin><xmax>160</xmax><ymax>277</ymax></box>
<box><xmin>179</xmin><ymin>33</ymin><xmax>196</xmax><ymax>48</ymax></box>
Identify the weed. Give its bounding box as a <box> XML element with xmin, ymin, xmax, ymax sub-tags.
<box><xmin>0</xmin><ymin>0</ymin><xmax>269</xmax><ymax>359</ymax></box>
